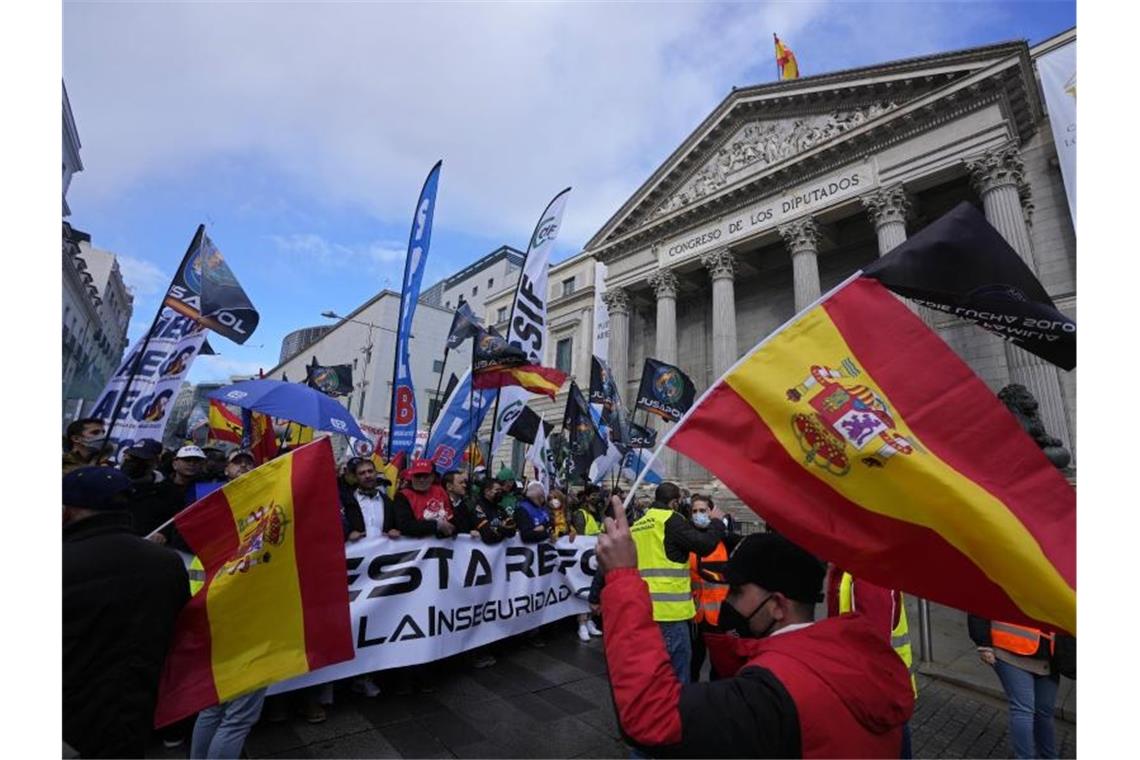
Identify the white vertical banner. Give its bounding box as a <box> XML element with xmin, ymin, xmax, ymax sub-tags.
<box><xmin>592</xmin><ymin>261</ymin><xmax>610</xmax><ymax>360</ymax></box>
<box><xmin>490</xmin><ymin>188</ymin><xmax>572</xmax><ymax>458</ymax></box>
<box><xmin>1037</xmin><ymin>40</ymin><xmax>1076</xmax><ymax>225</ymax></box>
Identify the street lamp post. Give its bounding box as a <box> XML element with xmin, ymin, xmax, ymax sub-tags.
<box><xmin>321</xmin><ymin>310</ymin><xmax>398</xmax><ymax>419</ymax></box>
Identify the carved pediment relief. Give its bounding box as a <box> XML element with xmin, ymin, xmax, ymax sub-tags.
<box><xmin>649</xmin><ymin>101</ymin><xmax>897</xmax><ymax>220</ymax></box>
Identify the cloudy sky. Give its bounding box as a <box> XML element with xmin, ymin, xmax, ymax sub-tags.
<box><xmin>63</xmin><ymin>0</ymin><xmax>1074</xmax><ymax>383</ymax></box>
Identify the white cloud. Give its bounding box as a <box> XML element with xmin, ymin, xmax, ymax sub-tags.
<box><xmin>270</xmin><ymin>232</ymin><xmax>406</xmax><ymax>273</ymax></box>
<box><xmin>116</xmin><ymin>254</ymin><xmax>167</xmax><ymax>296</ymax></box>
<box><xmin>188</xmin><ymin>355</ymin><xmax>266</xmax><ymax>385</ymax></box>
<box><xmin>62</xmin><ymin>2</ymin><xmax>1019</xmax><ymax>251</ymax></box>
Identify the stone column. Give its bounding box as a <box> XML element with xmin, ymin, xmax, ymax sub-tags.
<box><xmin>601</xmin><ymin>286</ymin><xmax>631</xmax><ymax>399</ymax></box>
<box><xmin>700</xmin><ymin>248</ymin><xmax>738</xmax><ymax>377</ymax></box>
<box><xmin>648</xmin><ymin>268</ymin><xmax>680</xmax><ymax>478</ymax></box>
<box><xmin>967</xmin><ymin>145</ymin><xmax>1072</xmax><ymax>457</ymax></box>
<box><xmin>861</xmin><ymin>185</ymin><xmax>935</xmax><ymax>326</ymax></box>
<box><xmin>779</xmin><ymin>218</ymin><xmax>822</xmax><ymax>312</ymax></box>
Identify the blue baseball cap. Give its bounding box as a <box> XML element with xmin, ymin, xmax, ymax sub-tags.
<box><xmin>63</xmin><ymin>466</ymin><xmax>133</xmax><ymax>511</ymax></box>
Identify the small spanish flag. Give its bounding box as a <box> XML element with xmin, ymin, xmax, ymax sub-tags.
<box><xmin>154</xmin><ymin>438</ymin><xmax>353</xmax><ymax>727</ymax></box>
<box><xmin>473</xmin><ymin>364</ymin><xmax>568</xmax><ymax>399</ymax></box>
<box><xmin>207</xmin><ymin>400</ymin><xmax>243</xmax><ymax>445</ymax></box>
<box><xmin>667</xmin><ymin>210</ymin><xmax>1075</xmax><ymax>635</ymax></box>
<box><xmin>774</xmin><ymin>33</ymin><xmax>799</xmax><ymax>79</ymax></box>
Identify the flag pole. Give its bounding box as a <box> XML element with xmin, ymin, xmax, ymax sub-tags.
<box><xmin>620</xmin><ymin>270</ymin><xmax>864</xmax><ymax>510</ymax></box>
<box><xmin>465</xmin><ymin>351</ymin><xmax>476</xmax><ymax>487</ymax></box>
<box><xmin>100</xmin><ymin>225</ymin><xmax>205</xmax><ymax>455</ymax></box>
<box><xmin>425</xmin><ymin>346</ymin><xmax>450</xmax><ymax>443</ymax></box>
<box><xmin>774</xmin><ymin>33</ymin><xmax>780</xmax><ymax>80</ymax></box>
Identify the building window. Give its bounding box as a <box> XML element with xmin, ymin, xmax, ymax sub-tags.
<box><xmin>555</xmin><ymin>337</ymin><xmax>573</xmax><ymax>374</ymax></box>
<box><xmin>488</xmin><ymin>277</ymin><xmax>494</xmax><ymax>289</ymax></box>
<box><xmin>472</xmin><ymin>285</ymin><xmax>479</xmax><ymax>296</ymax></box>
<box><xmin>445</xmin><ymin>300</ymin><xmax>451</xmax><ymax>309</ymax></box>
<box><xmin>562</xmin><ymin>277</ymin><xmax>576</xmax><ymax>297</ymax></box>
<box><xmin>497</xmin><ymin>306</ymin><xmax>508</xmax><ymax>323</ymax></box>
<box><xmin>433</xmin><ymin>359</ymin><xmax>445</xmax><ymax>373</ymax></box>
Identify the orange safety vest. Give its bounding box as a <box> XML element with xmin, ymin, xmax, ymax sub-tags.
<box><xmin>991</xmin><ymin>621</ymin><xmax>1055</xmax><ymax>656</ymax></box>
<box><xmin>690</xmin><ymin>542</ymin><xmax>730</xmax><ymax>626</ymax></box>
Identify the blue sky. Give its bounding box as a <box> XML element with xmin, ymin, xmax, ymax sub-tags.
<box><xmin>62</xmin><ymin>0</ymin><xmax>1074</xmax><ymax>383</ymax></box>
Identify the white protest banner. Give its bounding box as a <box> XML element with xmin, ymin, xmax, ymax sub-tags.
<box><xmin>90</xmin><ymin>307</ymin><xmax>207</xmax><ymax>460</ymax></box>
<box><xmin>270</xmin><ymin>533</ymin><xmax>597</xmax><ymax>693</ymax></box>
<box><xmin>1037</xmin><ymin>39</ymin><xmax>1076</xmax><ymax>224</ymax></box>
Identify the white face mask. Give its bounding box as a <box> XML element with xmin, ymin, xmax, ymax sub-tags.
<box><xmin>692</xmin><ymin>512</ymin><xmax>711</xmax><ymax>528</ymax></box>
<box><xmin>551</xmin><ymin>500</ymin><xmax>561</xmax><ymax>509</ymax></box>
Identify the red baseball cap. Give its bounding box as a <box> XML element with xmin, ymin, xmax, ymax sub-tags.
<box><xmin>402</xmin><ymin>458</ymin><xmax>435</xmax><ymax>478</ymax></box>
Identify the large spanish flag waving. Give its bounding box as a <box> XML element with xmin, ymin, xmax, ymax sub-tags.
<box><xmin>154</xmin><ymin>437</ymin><xmax>353</xmax><ymax>726</ymax></box>
<box><xmin>667</xmin><ymin>223</ymin><xmax>1075</xmax><ymax>635</ymax></box>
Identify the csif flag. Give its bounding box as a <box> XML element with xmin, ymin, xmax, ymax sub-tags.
<box><xmin>164</xmin><ymin>226</ymin><xmax>260</xmax><ymax>345</ymax></box>
<box><xmin>863</xmin><ymin>201</ymin><xmax>1075</xmax><ymax>370</ymax></box>
<box><xmin>305</xmin><ymin>357</ymin><xmax>354</xmax><ymax>397</ymax></box>
<box><xmin>389</xmin><ymin>161</ymin><xmax>443</xmax><ymax>458</ymax></box>
<box><xmin>507</xmin><ymin>405</ymin><xmax>545</xmax><ymax>446</ymax></box>
<box><xmin>154</xmin><ymin>438</ymin><xmax>353</xmax><ymax>726</ymax></box>
<box><xmin>490</xmin><ymin>188</ymin><xmax>572</xmax><ymax>457</ymax></box>
<box><xmin>635</xmin><ymin>358</ymin><xmax>696</xmax><ymax>423</ymax></box>
<box><xmin>562</xmin><ymin>382</ymin><xmax>606</xmax><ymax>479</ymax></box>
<box><xmin>663</xmin><ymin>221</ymin><xmax>1075</xmax><ymax>634</ymax></box>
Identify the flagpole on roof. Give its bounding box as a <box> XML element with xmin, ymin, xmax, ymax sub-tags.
<box><xmin>619</xmin><ymin>270</ymin><xmax>864</xmax><ymax>510</ymax></box>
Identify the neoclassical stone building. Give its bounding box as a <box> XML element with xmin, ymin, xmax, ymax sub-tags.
<box><xmin>586</xmin><ymin>33</ymin><xmax>1076</xmax><ymax>483</ymax></box>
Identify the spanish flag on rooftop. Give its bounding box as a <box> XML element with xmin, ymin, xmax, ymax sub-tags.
<box><xmin>666</xmin><ymin>203</ymin><xmax>1076</xmax><ymax>635</ymax></box>
<box><xmin>154</xmin><ymin>437</ymin><xmax>353</xmax><ymax>727</ymax></box>
<box><xmin>774</xmin><ymin>33</ymin><xmax>799</xmax><ymax>79</ymax></box>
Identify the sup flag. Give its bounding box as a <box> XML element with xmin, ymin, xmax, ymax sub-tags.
<box><xmin>154</xmin><ymin>438</ymin><xmax>353</xmax><ymax>727</ymax></box>
<box><xmin>446</xmin><ymin>302</ymin><xmax>483</xmax><ymax>350</ymax></box>
<box><xmin>563</xmin><ymin>382</ymin><xmax>606</xmax><ymax>479</ymax></box>
<box><xmin>665</xmin><ymin>275</ymin><xmax>1076</xmax><ymax>635</ymax></box>
<box><xmin>864</xmin><ymin>202</ymin><xmax>1076</xmax><ymax>370</ymax></box>
<box><xmin>635</xmin><ymin>358</ymin><xmax>696</xmax><ymax>423</ymax></box>
<box><xmin>163</xmin><ymin>226</ymin><xmax>260</xmax><ymax>345</ymax></box>
<box><xmin>305</xmin><ymin>357</ymin><xmax>354</xmax><ymax>397</ymax></box>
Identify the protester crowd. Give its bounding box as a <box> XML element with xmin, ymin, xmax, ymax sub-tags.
<box><xmin>62</xmin><ymin>415</ymin><xmax>1068</xmax><ymax>759</ymax></box>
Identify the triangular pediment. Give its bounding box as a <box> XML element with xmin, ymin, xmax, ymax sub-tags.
<box><xmin>587</xmin><ymin>40</ymin><xmax>1038</xmax><ymax>252</ymax></box>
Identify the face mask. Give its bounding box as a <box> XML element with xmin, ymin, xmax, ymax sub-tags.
<box><xmin>718</xmin><ymin>595</ymin><xmax>775</xmax><ymax>638</ymax></box>
<box><xmin>79</xmin><ymin>433</ymin><xmax>104</xmax><ymax>450</ymax></box>
<box><xmin>692</xmin><ymin>512</ymin><xmax>711</xmax><ymax>529</ymax></box>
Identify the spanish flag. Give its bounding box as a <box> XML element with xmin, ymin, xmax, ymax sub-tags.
<box><xmin>774</xmin><ymin>33</ymin><xmax>799</xmax><ymax>79</ymax></box>
<box><xmin>473</xmin><ymin>364</ymin><xmax>568</xmax><ymax>399</ymax></box>
<box><xmin>207</xmin><ymin>400</ymin><xmax>243</xmax><ymax>445</ymax></box>
<box><xmin>154</xmin><ymin>438</ymin><xmax>353</xmax><ymax>726</ymax></box>
<box><xmin>667</xmin><ymin>266</ymin><xmax>1075</xmax><ymax>635</ymax></box>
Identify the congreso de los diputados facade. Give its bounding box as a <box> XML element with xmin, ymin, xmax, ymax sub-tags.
<box><xmin>584</xmin><ymin>30</ymin><xmax>1076</xmax><ymax>483</ymax></box>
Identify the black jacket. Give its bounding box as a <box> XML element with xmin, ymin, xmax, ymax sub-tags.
<box><xmin>392</xmin><ymin>491</ymin><xmax>452</xmax><ymax>538</ymax></box>
<box><xmin>124</xmin><ymin>473</ymin><xmax>185</xmax><ymax>538</ymax></box>
<box><xmin>658</xmin><ymin>506</ymin><xmax>725</xmax><ymax>564</ymax></box>
<box><xmin>63</xmin><ymin>512</ymin><xmax>190</xmax><ymax>758</ymax></box>
<box><xmin>340</xmin><ymin>485</ymin><xmax>394</xmax><ymax>538</ymax></box>
<box><xmin>468</xmin><ymin>495</ymin><xmax>517</xmax><ymax>545</ymax></box>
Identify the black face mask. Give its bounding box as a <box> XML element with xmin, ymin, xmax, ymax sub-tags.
<box><xmin>718</xmin><ymin>595</ymin><xmax>776</xmax><ymax>638</ymax></box>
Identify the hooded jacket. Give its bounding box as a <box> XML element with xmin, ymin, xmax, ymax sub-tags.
<box><xmin>601</xmin><ymin>567</ymin><xmax>913</xmax><ymax>758</ymax></box>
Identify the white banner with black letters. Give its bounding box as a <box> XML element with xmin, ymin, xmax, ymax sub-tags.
<box><xmin>270</xmin><ymin>533</ymin><xmax>597</xmax><ymax>693</ymax></box>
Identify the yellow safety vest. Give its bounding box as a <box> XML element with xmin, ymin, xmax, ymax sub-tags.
<box><xmin>838</xmin><ymin>572</ymin><xmax>917</xmax><ymax>697</ymax></box>
<box><xmin>188</xmin><ymin>555</ymin><xmax>206</xmax><ymax>596</ymax></box>
<box><xmin>576</xmin><ymin>509</ymin><xmax>601</xmax><ymax>536</ymax></box>
<box><xmin>631</xmin><ymin>508</ymin><xmax>694</xmax><ymax>622</ymax></box>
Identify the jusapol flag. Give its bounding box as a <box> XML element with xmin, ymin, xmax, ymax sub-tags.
<box><xmin>666</xmin><ymin>274</ymin><xmax>1076</xmax><ymax>635</ymax></box>
<box><xmin>154</xmin><ymin>438</ymin><xmax>353</xmax><ymax>726</ymax></box>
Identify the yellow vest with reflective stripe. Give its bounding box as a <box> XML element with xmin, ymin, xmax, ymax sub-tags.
<box><xmin>576</xmin><ymin>509</ymin><xmax>602</xmax><ymax>536</ymax></box>
<box><xmin>838</xmin><ymin>572</ymin><xmax>917</xmax><ymax>697</ymax></box>
<box><xmin>188</xmin><ymin>555</ymin><xmax>206</xmax><ymax>596</ymax></box>
<box><xmin>631</xmin><ymin>508</ymin><xmax>694</xmax><ymax>622</ymax></box>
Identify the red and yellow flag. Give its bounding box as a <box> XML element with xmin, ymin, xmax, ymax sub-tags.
<box><xmin>668</xmin><ymin>276</ymin><xmax>1075</xmax><ymax>635</ymax></box>
<box><xmin>154</xmin><ymin>438</ymin><xmax>353</xmax><ymax>727</ymax></box>
<box><xmin>774</xmin><ymin>33</ymin><xmax>799</xmax><ymax>79</ymax></box>
<box><xmin>473</xmin><ymin>364</ymin><xmax>568</xmax><ymax>399</ymax></box>
<box><xmin>207</xmin><ymin>400</ymin><xmax>243</xmax><ymax>445</ymax></box>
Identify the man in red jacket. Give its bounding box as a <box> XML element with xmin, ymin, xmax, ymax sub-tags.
<box><xmin>597</xmin><ymin>499</ymin><xmax>914</xmax><ymax>758</ymax></box>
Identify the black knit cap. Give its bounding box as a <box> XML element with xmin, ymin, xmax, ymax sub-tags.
<box><xmin>725</xmin><ymin>532</ymin><xmax>826</xmax><ymax>603</ymax></box>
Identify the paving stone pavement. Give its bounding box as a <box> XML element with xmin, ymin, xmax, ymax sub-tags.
<box><xmin>148</xmin><ymin>620</ymin><xmax>1075</xmax><ymax>759</ymax></box>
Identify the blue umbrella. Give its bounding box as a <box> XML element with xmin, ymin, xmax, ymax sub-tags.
<box><xmin>208</xmin><ymin>379</ymin><xmax>367</xmax><ymax>441</ymax></box>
